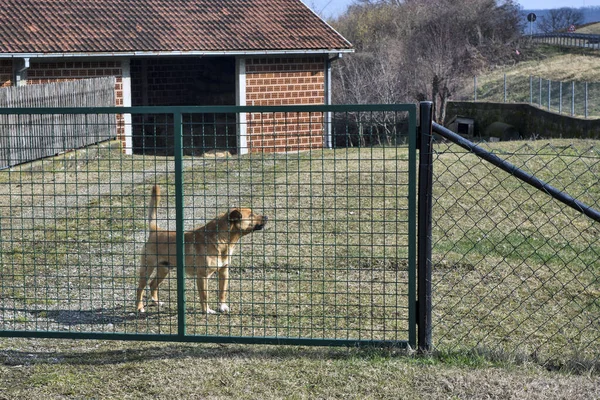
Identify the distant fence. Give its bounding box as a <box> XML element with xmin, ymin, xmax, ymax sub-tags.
<box><xmin>461</xmin><ymin>75</ymin><xmax>599</xmax><ymax>119</ymax></box>
<box><xmin>531</xmin><ymin>33</ymin><xmax>600</xmax><ymax>50</ymax></box>
<box><xmin>0</xmin><ymin>77</ymin><xmax>117</xmax><ymax>169</ymax></box>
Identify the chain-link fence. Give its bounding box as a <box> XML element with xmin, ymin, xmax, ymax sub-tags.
<box><xmin>430</xmin><ymin>130</ymin><xmax>600</xmax><ymax>367</ymax></box>
<box><xmin>460</xmin><ymin>75</ymin><xmax>600</xmax><ymax>119</ymax></box>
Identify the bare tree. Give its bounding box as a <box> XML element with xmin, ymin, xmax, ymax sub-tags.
<box><xmin>407</xmin><ymin>7</ymin><xmax>472</xmax><ymax>122</ymax></box>
<box><xmin>331</xmin><ymin>0</ymin><xmax>523</xmax><ymax>122</ymax></box>
<box><xmin>538</xmin><ymin>8</ymin><xmax>584</xmax><ymax>33</ymax></box>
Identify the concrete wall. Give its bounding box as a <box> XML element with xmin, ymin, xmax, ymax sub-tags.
<box><xmin>446</xmin><ymin>101</ymin><xmax>600</xmax><ymax>140</ymax></box>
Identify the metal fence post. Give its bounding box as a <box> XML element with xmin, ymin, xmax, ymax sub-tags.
<box><xmin>504</xmin><ymin>74</ymin><xmax>507</xmax><ymax>103</ymax></box>
<box><xmin>559</xmin><ymin>81</ymin><xmax>562</xmax><ymax>114</ymax></box>
<box><xmin>548</xmin><ymin>80</ymin><xmax>551</xmax><ymax>111</ymax></box>
<box><xmin>174</xmin><ymin>111</ymin><xmax>186</xmax><ymax>338</ymax></box>
<box><xmin>539</xmin><ymin>77</ymin><xmax>542</xmax><ymax>108</ymax></box>
<box><xmin>585</xmin><ymin>82</ymin><xmax>588</xmax><ymax>119</ymax></box>
<box><xmin>418</xmin><ymin>101</ymin><xmax>434</xmax><ymax>352</ymax></box>
<box><xmin>572</xmin><ymin>82</ymin><xmax>575</xmax><ymax>117</ymax></box>
<box><xmin>529</xmin><ymin>75</ymin><xmax>533</xmax><ymax>105</ymax></box>
<box><xmin>474</xmin><ymin>76</ymin><xmax>477</xmax><ymax>101</ymax></box>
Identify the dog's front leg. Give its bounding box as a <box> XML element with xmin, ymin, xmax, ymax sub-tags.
<box><xmin>197</xmin><ymin>275</ymin><xmax>216</xmax><ymax>314</ymax></box>
<box><xmin>218</xmin><ymin>266</ymin><xmax>230</xmax><ymax>313</ymax></box>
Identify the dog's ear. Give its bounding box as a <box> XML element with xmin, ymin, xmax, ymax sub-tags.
<box><xmin>228</xmin><ymin>209</ymin><xmax>243</xmax><ymax>222</ymax></box>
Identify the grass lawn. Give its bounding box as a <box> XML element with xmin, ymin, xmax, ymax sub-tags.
<box><xmin>1</xmin><ymin>338</ymin><xmax>599</xmax><ymax>399</ymax></box>
<box><xmin>430</xmin><ymin>139</ymin><xmax>600</xmax><ymax>368</ymax></box>
<box><xmin>0</xmin><ymin>139</ymin><xmax>599</xmax><ymax>398</ymax></box>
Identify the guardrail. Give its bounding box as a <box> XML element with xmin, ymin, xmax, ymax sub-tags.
<box><xmin>530</xmin><ymin>33</ymin><xmax>600</xmax><ymax>49</ymax></box>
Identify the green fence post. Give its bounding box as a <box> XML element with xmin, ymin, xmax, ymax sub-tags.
<box><xmin>417</xmin><ymin>102</ymin><xmax>433</xmax><ymax>352</ymax></box>
<box><xmin>407</xmin><ymin>104</ymin><xmax>418</xmax><ymax>350</ymax></box>
<box><xmin>174</xmin><ymin>110</ymin><xmax>186</xmax><ymax>337</ymax></box>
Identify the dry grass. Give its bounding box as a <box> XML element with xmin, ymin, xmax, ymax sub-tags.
<box><xmin>503</xmin><ymin>51</ymin><xmax>600</xmax><ymax>82</ymax></box>
<box><xmin>0</xmin><ymin>144</ymin><xmax>413</xmax><ymax>343</ymax></box>
<box><xmin>1</xmin><ymin>338</ymin><xmax>599</xmax><ymax>400</ymax></box>
<box><xmin>577</xmin><ymin>22</ymin><xmax>600</xmax><ymax>35</ymax></box>
<box><xmin>475</xmin><ymin>46</ymin><xmax>600</xmax><ymax>84</ymax></box>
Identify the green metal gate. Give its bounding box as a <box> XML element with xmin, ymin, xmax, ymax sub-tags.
<box><xmin>0</xmin><ymin>104</ymin><xmax>417</xmax><ymax>348</ymax></box>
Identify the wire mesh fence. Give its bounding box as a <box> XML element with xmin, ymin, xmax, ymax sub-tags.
<box><xmin>2</xmin><ymin>102</ymin><xmax>598</xmax><ymax>364</ymax></box>
<box><xmin>430</xmin><ymin>136</ymin><xmax>600</xmax><ymax>365</ymax></box>
<box><xmin>0</xmin><ymin>105</ymin><xmax>417</xmax><ymax>346</ymax></box>
<box><xmin>461</xmin><ymin>75</ymin><xmax>600</xmax><ymax>119</ymax></box>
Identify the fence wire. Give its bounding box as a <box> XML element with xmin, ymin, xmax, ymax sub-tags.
<box><xmin>3</xmin><ymin>102</ymin><xmax>597</xmax><ymax>364</ymax></box>
<box><xmin>431</xmin><ymin>138</ymin><xmax>600</xmax><ymax>365</ymax></box>
<box><xmin>462</xmin><ymin>75</ymin><xmax>600</xmax><ymax>119</ymax></box>
<box><xmin>0</xmin><ymin>105</ymin><xmax>416</xmax><ymax>346</ymax></box>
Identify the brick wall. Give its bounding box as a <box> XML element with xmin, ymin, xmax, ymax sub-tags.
<box><xmin>0</xmin><ymin>60</ymin><xmax>12</xmax><ymax>87</ymax></box>
<box><xmin>245</xmin><ymin>56</ymin><xmax>326</xmax><ymax>152</ymax></box>
<box><xmin>1</xmin><ymin>56</ymin><xmax>329</xmax><ymax>154</ymax></box>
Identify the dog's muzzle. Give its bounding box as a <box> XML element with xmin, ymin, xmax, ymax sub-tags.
<box><xmin>253</xmin><ymin>216</ymin><xmax>268</xmax><ymax>231</ymax></box>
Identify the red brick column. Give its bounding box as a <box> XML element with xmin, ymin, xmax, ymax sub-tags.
<box><xmin>245</xmin><ymin>56</ymin><xmax>326</xmax><ymax>153</ymax></box>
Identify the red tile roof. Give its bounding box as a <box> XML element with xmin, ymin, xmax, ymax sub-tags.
<box><xmin>0</xmin><ymin>0</ymin><xmax>352</xmax><ymax>55</ymax></box>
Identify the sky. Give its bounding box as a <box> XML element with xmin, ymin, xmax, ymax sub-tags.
<box><xmin>302</xmin><ymin>0</ymin><xmax>600</xmax><ymax>18</ymax></box>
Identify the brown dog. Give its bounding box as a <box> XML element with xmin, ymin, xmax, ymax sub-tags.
<box><xmin>136</xmin><ymin>185</ymin><xmax>267</xmax><ymax>314</ymax></box>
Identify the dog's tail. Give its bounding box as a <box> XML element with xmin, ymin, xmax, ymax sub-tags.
<box><xmin>148</xmin><ymin>185</ymin><xmax>160</xmax><ymax>231</ymax></box>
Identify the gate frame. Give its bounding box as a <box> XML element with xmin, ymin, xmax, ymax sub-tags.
<box><xmin>0</xmin><ymin>104</ymin><xmax>423</xmax><ymax>348</ymax></box>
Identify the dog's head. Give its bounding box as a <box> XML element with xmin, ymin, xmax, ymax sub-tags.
<box><xmin>228</xmin><ymin>208</ymin><xmax>268</xmax><ymax>235</ymax></box>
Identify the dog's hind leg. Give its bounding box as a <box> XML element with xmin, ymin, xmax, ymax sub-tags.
<box><xmin>136</xmin><ymin>260</ymin><xmax>155</xmax><ymax>313</ymax></box>
<box><xmin>197</xmin><ymin>274</ymin><xmax>216</xmax><ymax>314</ymax></box>
<box><xmin>149</xmin><ymin>264</ymin><xmax>170</xmax><ymax>308</ymax></box>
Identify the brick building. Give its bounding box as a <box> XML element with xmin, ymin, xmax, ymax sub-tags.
<box><xmin>0</xmin><ymin>0</ymin><xmax>352</xmax><ymax>155</ymax></box>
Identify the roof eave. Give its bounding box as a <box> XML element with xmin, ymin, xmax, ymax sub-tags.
<box><xmin>0</xmin><ymin>49</ymin><xmax>355</xmax><ymax>59</ymax></box>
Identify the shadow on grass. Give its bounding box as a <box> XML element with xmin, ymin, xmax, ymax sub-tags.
<box><xmin>1</xmin><ymin>306</ymin><xmax>411</xmax><ymax>366</ymax></box>
<box><xmin>0</xmin><ymin>340</ymin><xmax>409</xmax><ymax>367</ymax></box>
<box><xmin>1</xmin><ymin>339</ymin><xmax>598</xmax><ymax>376</ymax></box>
<box><xmin>0</xmin><ymin>306</ymin><xmax>175</xmax><ymax>326</ymax></box>
<box><xmin>1</xmin><ymin>305</ymin><xmax>598</xmax><ymax>376</ymax></box>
